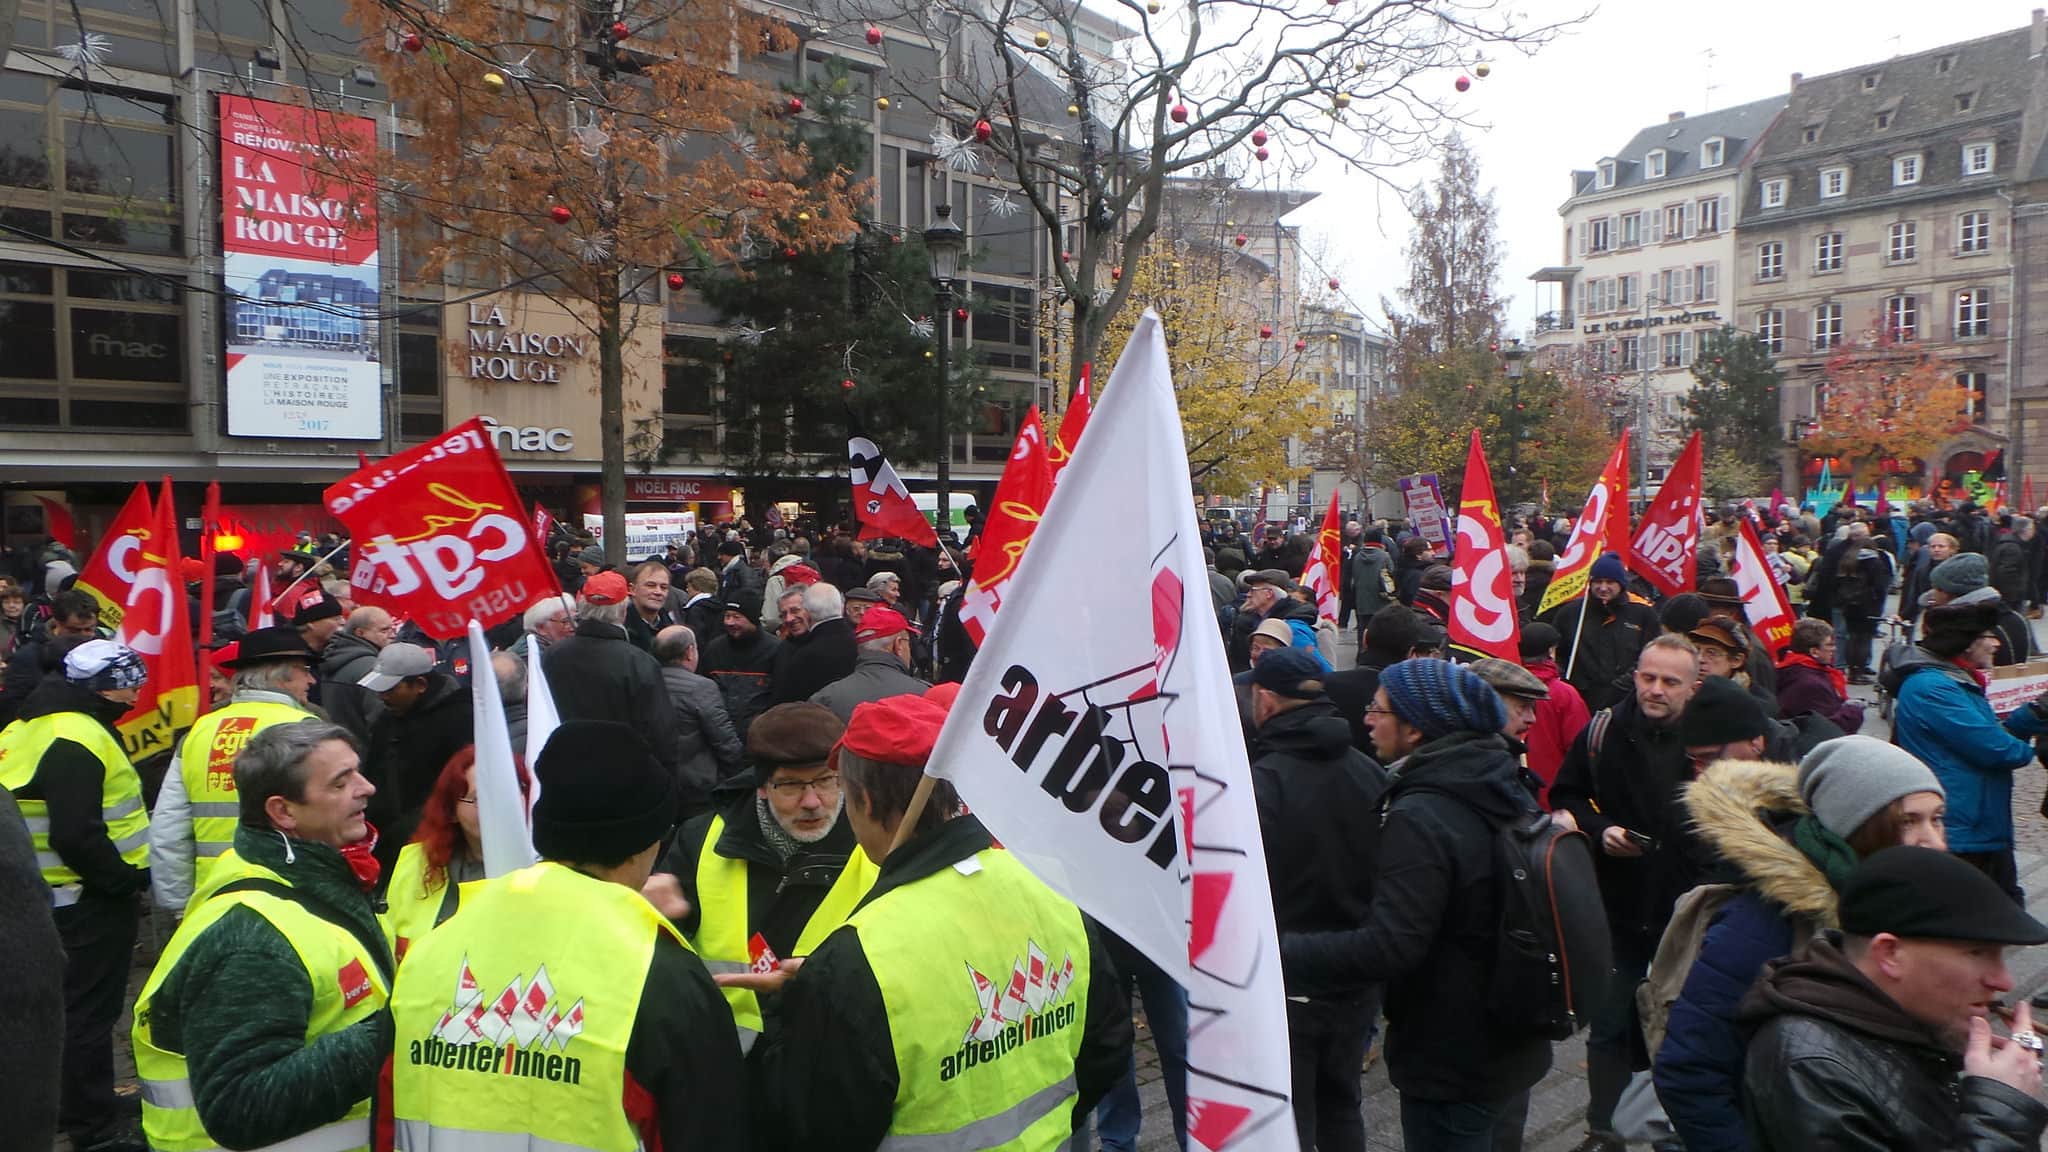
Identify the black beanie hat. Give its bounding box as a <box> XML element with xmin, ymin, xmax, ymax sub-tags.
<box><xmin>1678</xmin><ymin>675</ymin><xmax>1772</xmax><ymax>747</ymax></box>
<box><xmin>1841</xmin><ymin>845</ymin><xmax>2048</xmax><ymax>944</ymax></box>
<box><xmin>532</xmin><ymin>720</ymin><xmax>674</xmax><ymax>865</ymax></box>
<box><xmin>1921</xmin><ymin>601</ymin><xmax>2000</xmax><ymax>659</ymax></box>
<box><xmin>1658</xmin><ymin>593</ymin><xmax>1712</xmax><ymax>636</ymax></box>
<box><xmin>747</xmin><ymin>701</ymin><xmax>846</xmax><ymax>786</ymax></box>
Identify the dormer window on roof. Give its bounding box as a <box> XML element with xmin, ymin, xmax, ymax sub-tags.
<box><xmin>1596</xmin><ymin>160</ymin><xmax>1616</xmax><ymax>189</ymax></box>
<box><xmin>1862</xmin><ymin>72</ymin><xmax>1882</xmax><ymax>91</ymax></box>
<box><xmin>1700</xmin><ymin>138</ymin><xmax>1725</xmax><ymax>169</ymax></box>
<box><xmin>1645</xmin><ymin>150</ymin><xmax>1666</xmax><ymax>179</ymax></box>
<box><xmin>1802</xmin><ymin>124</ymin><xmax>1822</xmax><ymax>145</ymax></box>
<box><xmin>1957</xmin><ymin>91</ymin><xmax>1976</xmax><ymax>113</ymax></box>
<box><xmin>1937</xmin><ymin>54</ymin><xmax>1956</xmax><ymax>74</ymax></box>
<box><xmin>1875</xmin><ymin>110</ymin><xmax>1893</xmax><ymax>130</ymax></box>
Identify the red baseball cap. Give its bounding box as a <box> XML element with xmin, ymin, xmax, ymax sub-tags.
<box><xmin>581</xmin><ymin>571</ymin><xmax>629</xmax><ymax>606</ymax></box>
<box><xmin>852</xmin><ymin>606</ymin><xmax>917</xmax><ymax>644</ymax></box>
<box><xmin>842</xmin><ymin>693</ymin><xmax>949</xmax><ymax>767</ymax></box>
<box><xmin>208</xmin><ymin>642</ymin><xmax>240</xmax><ymax>670</ymax></box>
<box><xmin>923</xmin><ymin>681</ymin><xmax>962</xmax><ymax>711</ymax></box>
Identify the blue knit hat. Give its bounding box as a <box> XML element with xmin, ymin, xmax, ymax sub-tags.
<box><xmin>1378</xmin><ymin>658</ymin><xmax>1505</xmax><ymax>741</ymax></box>
<box><xmin>1590</xmin><ymin>552</ymin><xmax>1628</xmax><ymax>585</ymax></box>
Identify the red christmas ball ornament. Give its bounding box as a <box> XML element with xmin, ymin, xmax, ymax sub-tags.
<box><xmin>786</xmin><ymin>96</ymin><xmax>805</xmax><ymax>114</ymax></box>
<box><xmin>666</xmin><ymin>273</ymin><xmax>685</xmax><ymax>290</ymax></box>
<box><xmin>1455</xmin><ymin>75</ymin><xmax>1471</xmax><ymax>92</ymax></box>
<box><xmin>1259</xmin><ymin>325</ymin><xmax>1273</xmax><ymax>339</ymax></box>
<box><xmin>1328</xmin><ymin>277</ymin><xmax>1340</xmax><ymax>290</ymax></box>
<box><xmin>610</xmin><ymin>20</ymin><xmax>629</xmax><ymax>39</ymax></box>
<box><xmin>1294</xmin><ymin>339</ymin><xmax>1307</xmax><ymax>351</ymax></box>
<box><xmin>1255</xmin><ymin>147</ymin><xmax>1269</xmax><ymax>161</ymax></box>
<box><xmin>1233</xmin><ymin>233</ymin><xmax>1248</xmax><ymax>247</ymax></box>
<box><xmin>954</xmin><ymin>307</ymin><xmax>969</xmax><ymax>321</ymax></box>
<box><xmin>401</xmin><ymin>30</ymin><xmax>423</xmax><ymax>52</ymax></box>
<box><xmin>1251</xmin><ymin>129</ymin><xmax>1268</xmax><ymax>147</ymax></box>
<box><xmin>1170</xmin><ymin>103</ymin><xmax>1189</xmax><ymax>124</ymax></box>
<box><xmin>1111</xmin><ymin>266</ymin><xmax>1123</xmax><ymax>281</ymax></box>
<box><xmin>974</xmin><ymin>119</ymin><xmax>993</xmax><ymax>142</ymax></box>
<box><xmin>841</xmin><ymin>378</ymin><xmax>857</xmax><ymax>391</ymax></box>
<box><xmin>782</xmin><ymin>246</ymin><xmax>799</xmax><ymax>259</ymax></box>
<box><xmin>1060</xmin><ymin>250</ymin><xmax>1071</xmax><ymax>262</ymax></box>
<box><xmin>548</xmin><ymin>204</ymin><xmax>572</xmax><ymax>224</ymax></box>
<box><xmin>865</xmin><ymin>25</ymin><xmax>883</xmax><ymax>44</ymax></box>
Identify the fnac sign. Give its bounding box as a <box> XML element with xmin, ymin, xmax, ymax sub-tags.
<box><xmin>324</xmin><ymin>419</ymin><xmax>559</xmax><ymax>639</ymax></box>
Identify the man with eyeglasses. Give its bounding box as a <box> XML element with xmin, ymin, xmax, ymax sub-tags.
<box><xmin>643</xmin><ymin>702</ymin><xmax>877</xmax><ymax>1057</ymax></box>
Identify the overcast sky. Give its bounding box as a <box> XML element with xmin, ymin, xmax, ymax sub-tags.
<box><xmin>1274</xmin><ymin>0</ymin><xmax>2027</xmax><ymax>339</ymax></box>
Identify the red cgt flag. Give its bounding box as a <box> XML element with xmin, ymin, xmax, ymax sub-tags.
<box><xmin>73</xmin><ymin>482</ymin><xmax>197</xmax><ymax>760</ymax></box>
<box><xmin>1448</xmin><ymin>430</ymin><xmax>1521</xmax><ymax>662</ymax></box>
<box><xmin>1538</xmin><ymin>430</ymin><xmax>1630</xmax><ymax>616</ymax></box>
<box><xmin>324</xmin><ymin>418</ymin><xmax>559</xmax><ymax>639</ymax></box>
<box><xmin>1630</xmin><ymin>430</ymin><xmax>1704</xmax><ymax>597</ymax></box>
<box><xmin>1047</xmin><ymin>363</ymin><xmax>1092</xmax><ymax>485</ymax></box>
<box><xmin>1298</xmin><ymin>490</ymin><xmax>1343</xmax><ymax>625</ymax></box>
<box><xmin>959</xmin><ymin>406</ymin><xmax>1053</xmax><ymax>645</ymax></box>
<box><xmin>74</xmin><ymin>483</ymin><xmax>156</xmax><ymax>630</ymax></box>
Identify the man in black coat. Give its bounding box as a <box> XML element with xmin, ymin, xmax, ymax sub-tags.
<box><xmin>1324</xmin><ymin>604</ymin><xmax>1443</xmax><ymax>753</ymax></box>
<box><xmin>536</xmin><ymin>571</ymin><xmax>686</xmax><ymax>799</ymax></box>
<box><xmin>1280</xmin><ymin>658</ymin><xmax>1550</xmax><ymax>1149</ymax></box>
<box><xmin>768</xmin><ymin>583</ymin><xmax>856</xmax><ymax>705</ymax></box>
<box><xmin>1541</xmin><ymin>552</ymin><xmax>1660</xmax><ymax>712</ymax></box>
<box><xmin>1550</xmin><ymin>634</ymin><xmax>1713</xmax><ymax>1152</ymax></box>
<box><xmin>700</xmin><ymin>588</ymin><xmax>781</xmax><ymax>741</ymax></box>
<box><xmin>358</xmin><ymin>642</ymin><xmax>474</xmax><ymax>873</ymax></box>
<box><xmin>1250</xmin><ymin>649</ymin><xmax>1388</xmax><ymax>1152</ymax></box>
<box><xmin>1740</xmin><ymin>847</ymin><xmax>2048</xmax><ymax>1151</ymax></box>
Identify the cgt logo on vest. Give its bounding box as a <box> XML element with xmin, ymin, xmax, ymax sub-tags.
<box><xmin>408</xmin><ymin>957</ymin><xmax>587</xmax><ymax>1086</ymax></box>
<box><xmin>942</xmin><ymin>940</ymin><xmax>1076</xmax><ymax>1082</ymax></box>
<box><xmin>204</xmin><ymin>716</ymin><xmax>261</xmax><ymax>793</ymax></box>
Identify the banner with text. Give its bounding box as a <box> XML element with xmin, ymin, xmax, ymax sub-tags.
<box><xmin>582</xmin><ymin>511</ymin><xmax>698</xmax><ymax>560</ymax></box>
<box><xmin>1398</xmin><ymin>473</ymin><xmax>1450</xmax><ymax>556</ymax></box>
<box><xmin>219</xmin><ymin>94</ymin><xmax>382</xmax><ymax>440</ymax></box>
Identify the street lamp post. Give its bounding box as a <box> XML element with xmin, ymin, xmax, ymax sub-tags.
<box><xmin>924</xmin><ymin>200</ymin><xmax>964</xmax><ymax>537</ymax></box>
<box><xmin>1503</xmin><ymin>338</ymin><xmax>1527</xmax><ymax>500</ymax></box>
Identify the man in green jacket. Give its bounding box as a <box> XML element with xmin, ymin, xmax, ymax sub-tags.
<box><xmin>131</xmin><ymin>721</ymin><xmax>392</xmax><ymax>1152</ymax></box>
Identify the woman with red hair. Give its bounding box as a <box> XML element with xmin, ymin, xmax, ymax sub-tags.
<box><xmin>383</xmin><ymin>746</ymin><xmax>527</xmax><ymax>961</ymax></box>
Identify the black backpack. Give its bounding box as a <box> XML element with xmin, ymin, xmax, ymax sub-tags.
<box><xmin>1483</xmin><ymin>811</ymin><xmax>1612</xmax><ymax>1041</ymax></box>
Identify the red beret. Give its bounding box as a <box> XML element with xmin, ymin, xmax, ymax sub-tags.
<box><xmin>842</xmin><ymin>694</ymin><xmax>949</xmax><ymax>767</ymax></box>
<box><xmin>782</xmin><ymin>563</ymin><xmax>822</xmax><ymax>588</ymax></box>
<box><xmin>923</xmin><ymin>681</ymin><xmax>962</xmax><ymax>711</ymax></box>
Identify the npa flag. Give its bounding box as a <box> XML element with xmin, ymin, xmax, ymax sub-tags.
<box><xmin>468</xmin><ymin>620</ymin><xmax>537</xmax><ymax>878</ymax></box>
<box><xmin>927</xmin><ymin>313</ymin><xmax>1294</xmax><ymax>1152</ymax></box>
<box><xmin>1630</xmin><ymin>431</ymin><xmax>1703</xmax><ymax>598</ymax></box>
<box><xmin>74</xmin><ymin>484</ymin><xmax>156</xmax><ymax>632</ymax></box>
<box><xmin>848</xmin><ymin>434</ymin><xmax>939</xmax><ymax>547</ymax></box>
<box><xmin>1298</xmin><ymin>490</ymin><xmax>1343</xmax><ymax>625</ymax></box>
<box><xmin>1538</xmin><ymin>430</ymin><xmax>1631</xmax><ymax>615</ymax></box>
<box><xmin>1447</xmin><ymin>431</ymin><xmax>1521</xmax><ymax>662</ymax></box>
<box><xmin>324</xmin><ymin>419</ymin><xmax>560</xmax><ymax>639</ymax></box>
<box><xmin>959</xmin><ymin>407</ymin><xmax>1053</xmax><ymax>644</ymax></box>
<box><xmin>1727</xmin><ymin>517</ymin><xmax>1798</xmax><ymax>659</ymax></box>
<box><xmin>1047</xmin><ymin>363</ymin><xmax>1092</xmax><ymax>484</ymax></box>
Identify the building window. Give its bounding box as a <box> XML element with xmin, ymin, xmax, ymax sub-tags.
<box><xmin>1700</xmin><ymin>138</ymin><xmax>1725</xmax><ymax>168</ymax></box>
<box><xmin>1620</xmin><ymin>212</ymin><xmax>1641</xmax><ymax>247</ymax></box>
<box><xmin>1814</xmin><ymin>231</ymin><xmax>1844</xmax><ymax>272</ymax></box>
<box><xmin>1814</xmin><ymin>303</ymin><xmax>1843</xmax><ymax>350</ymax></box>
<box><xmin>1956</xmin><ymin>91</ymin><xmax>1976</xmax><ymax>112</ymax></box>
<box><xmin>1760</xmin><ymin>178</ymin><xmax>1787</xmax><ymax>208</ymax></box>
<box><xmin>1938</xmin><ymin>55</ymin><xmax>1956</xmax><ymax>74</ymax></box>
<box><xmin>1599</xmin><ymin>277</ymin><xmax>1618</xmax><ymax>314</ymax></box>
<box><xmin>1587</xmin><ymin>216</ymin><xmax>1611</xmax><ymax>253</ymax></box>
<box><xmin>1802</xmin><ymin>124</ymin><xmax>1822</xmax><ymax>145</ymax></box>
<box><xmin>1893</xmin><ymin>154</ymin><xmax>1920</xmax><ymax>185</ymax></box>
<box><xmin>0</xmin><ymin>78</ymin><xmax>182</xmax><ymax>255</ymax></box>
<box><xmin>1819</xmin><ymin>167</ymin><xmax>1848</xmax><ymax>199</ymax></box>
<box><xmin>1657</xmin><ymin>267</ymin><xmax>1684</xmax><ymax>305</ymax></box>
<box><xmin>0</xmin><ymin>261</ymin><xmax>185</xmax><ymax>430</ymax></box>
<box><xmin>1757</xmin><ymin>309</ymin><xmax>1784</xmax><ymax>354</ymax></box>
<box><xmin>1876</xmin><ymin>109</ymin><xmax>1896</xmax><ymax>131</ymax></box>
<box><xmin>1696</xmin><ymin>197</ymin><xmax>1721</xmax><ymax>234</ymax></box>
<box><xmin>1962</xmin><ymin>141</ymin><xmax>1995</xmax><ymax>175</ymax></box>
<box><xmin>1955</xmin><ymin>288</ymin><xmax>1991</xmax><ymax>338</ymax></box>
<box><xmin>1619</xmin><ymin>336</ymin><xmax>1641</xmax><ymax>371</ymax></box>
<box><xmin>1862</xmin><ymin>72</ymin><xmax>1882</xmax><ymax>91</ymax></box>
<box><xmin>1959</xmin><ymin>210</ymin><xmax>1992</xmax><ymax>254</ymax></box>
<box><xmin>1887</xmin><ymin>220</ymin><xmax>1917</xmax><ymax>263</ymax></box>
<box><xmin>1757</xmin><ymin>241</ymin><xmax>1784</xmax><ymax>281</ymax></box>
<box><xmin>1885</xmin><ymin>294</ymin><xmax>1918</xmax><ymax>342</ymax></box>
<box><xmin>1957</xmin><ymin>371</ymin><xmax>1987</xmax><ymax>421</ymax></box>
<box><xmin>1596</xmin><ymin>160</ymin><xmax>1615</xmax><ymax>189</ymax></box>
<box><xmin>1692</xmin><ymin>262</ymin><xmax>1718</xmax><ymax>303</ymax></box>
<box><xmin>395</xmin><ymin>301</ymin><xmax>443</xmax><ymax>441</ymax></box>
<box><xmin>1645</xmin><ymin>150</ymin><xmax>1666</xmax><ymax>178</ymax></box>
<box><xmin>1662</xmin><ymin>203</ymin><xmax>1686</xmax><ymax>239</ymax></box>
<box><xmin>1661</xmin><ymin>330</ymin><xmax>1692</xmax><ymax>368</ymax></box>
<box><xmin>1618</xmin><ymin>273</ymin><xmax>1639</xmax><ymax>310</ymax></box>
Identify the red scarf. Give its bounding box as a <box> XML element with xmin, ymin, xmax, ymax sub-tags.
<box><xmin>1776</xmin><ymin>651</ymin><xmax>1848</xmax><ymax>700</ymax></box>
<box><xmin>1951</xmin><ymin>656</ymin><xmax>1991</xmax><ymax>689</ymax></box>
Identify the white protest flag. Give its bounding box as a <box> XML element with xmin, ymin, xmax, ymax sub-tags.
<box><xmin>468</xmin><ymin>621</ymin><xmax>537</xmax><ymax>876</ymax></box>
<box><xmin>524</xmin><ymin>633</ymin><xmax>561</xmax><ymax>821</ymax></box>
<box><xmin>926</xmin><ymin>312</ymin><xmax>1296</xmax><ymax>1152</ymax></box>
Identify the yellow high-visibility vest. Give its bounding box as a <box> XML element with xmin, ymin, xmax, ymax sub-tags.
<box><xmin>173</xmin><ymin>701</ymin><xmax>309</xmax><ymax>888</ymax></box>
<box><xmin>132</xmin><ymin>851</ymin><xmax>388</xmax><ymax>1152</ymax></box>
<box><xmin>0</xmin><ymin>710</ymin><xmax>147</xmax><ymax>902</ymax></box>
<box><xmin>389</xmin><ymin>861</ymin><xmax>689</xmax><ymax>1152</ymax></box>
<box><xmin>690</xmin><ymin>813</ymin><xmax>878</xmax><ymax>1050</ymax></box>
<box><xmin>381</xmin><ymin>841</ymin><xmax>483</xmax><ymax>964</ymax></box>
<box><xmin>846</xmin><ymin>846</ymin><xmax>1092</xmax><ymax>1152</ymax></box>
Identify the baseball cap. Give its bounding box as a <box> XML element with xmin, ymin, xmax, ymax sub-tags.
<box><xmin>1250</xmin><ymin>618</ymin><xmax>1295</xmax><ymax>646</ymax></box>
<box><xmin>853</xmin><ymin>606</ymin><xmax>917</xmax><ymax>644</ymax></box>
<box><xmin>580</xmin><ymin>571</ymin><xmax>629</xmax><ymax>606</ymax></box>
<box><xmin>358</xmin><ymin>642</ymin><xmax>436</xmax><ymax>692</ymax></box>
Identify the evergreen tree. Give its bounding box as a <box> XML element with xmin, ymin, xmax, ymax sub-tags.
<box><xmin>1684</xmin><ymin>327</ymin><xmax>1784</xmax><ymax>477</ymax></box>
<box><xmin>1387</xmin><ymin>133</ymin><xmax>1504</xmax><ymax>376</ymax></box>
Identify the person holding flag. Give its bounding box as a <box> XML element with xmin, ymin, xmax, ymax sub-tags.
<box><xmin>761</xmin><ymin>693</ymin><xmax>1133</xmax><ymax>1152</ymax></box>
<box><xmin>0</xmin><ymin>638</ymin><xmax>151</xmax><ymax>1152</ymax></box>
<box><xmin>1542</xmin><ymin>553</ymin><xmax>1660</xmax><ymax>712</ymax></box>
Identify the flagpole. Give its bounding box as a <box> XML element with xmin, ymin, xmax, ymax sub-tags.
<box><xmin>888</xmin><ymin>776</ymin><xmax>938</xmax><ymax>855</ymax></box>
<box><xmin>1564</xmin><ymin>583</ymin><xmax>1592</xmax><ymax>681</ymax></box>
<box><xmin>270</xmin><ymin>539</ymin><xmax>353</xmax><ymax>612</ymax></box>
<box><xmin>197</xmin><ymin>482</ymin><xmax>222</xmax><ymax>716</ymax></box>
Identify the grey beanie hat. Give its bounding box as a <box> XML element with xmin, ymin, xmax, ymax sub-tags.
<box><xmin>1797</xmin><ymin>736</ymin><xmax>1944</xmax><ymax>838</ymax></box>
<box><xmin>1930</xmin><ymin>552</ymin><xmax>1990</xmax><ymax>595</ymax></box>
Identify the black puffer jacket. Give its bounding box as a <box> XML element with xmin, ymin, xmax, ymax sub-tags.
<box><xmin>1279</xmin><ymin>730</ymin><xmax>1552</xmax><ymax>1102</ymax></box>
<box><xmin>363</xmin><ymin>670</ymin><xmax>473</xmax><ymax>874</ymax></box>
<box><xmin>1250</xmin><ymin>700</ymin><xmax>1387</xmax><ymax>998</ymax></box>
<box><xmin>1541</xmin><ymin>593</ymin><xmax>1660</xmax><ymax>712</ymax></box>
<box><xmin>316</xmin><ymin>629</ymin><xmax>383</xmax><ymax>745</ymax></box>
<box><xmin>1739</xmin><ymin>934</ymin><xmax>2047</xmax><ymax>1151</ymax></box>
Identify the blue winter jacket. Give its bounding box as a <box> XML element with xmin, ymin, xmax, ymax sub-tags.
<box><xmin>1654</xmin><ymin>760</ymin><xmax>1841</xmax><ymax>1152</ymax></box>
<box><xmin>1881</xmin><ymin>645</ymin><xmax>2044</xmax><ymax>852</ymax></box>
